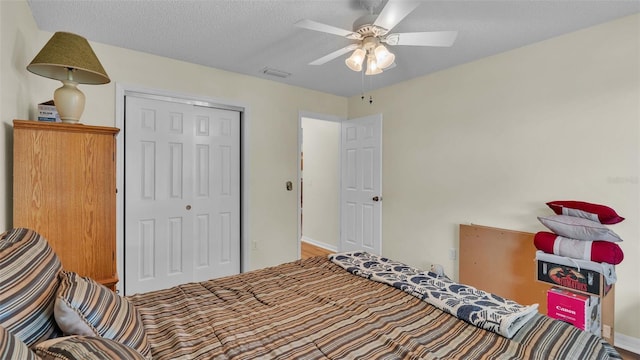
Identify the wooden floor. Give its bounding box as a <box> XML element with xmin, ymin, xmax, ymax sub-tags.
<box><xmin>617</xmin><ymin>347</ymin><xmax>640</xmax><ymax>360</ymax></box>
<box><xmin>301</xmin><ymin>241</ymin><xmax>333</xmax><ymax>259</ymax></box>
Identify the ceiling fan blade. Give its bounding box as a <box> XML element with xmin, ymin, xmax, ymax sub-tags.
<box><xmin>309</xmin><ymin>44</ymin><xmax>360</xmax><ymax>65</ymax></box>
<box><xmin>295</xmin><ymin>19</ymin><xmax>361</xmax><ymax>39</ymax></box>
<box><xmin>373</xmin><ymin>0</ymin><xmax>422</xmax><ymax>32</ymax></box>
<box><xmin>385</xmin><ymin>31</ymin><xmax>458</xmax><ymax>47</ymax></box>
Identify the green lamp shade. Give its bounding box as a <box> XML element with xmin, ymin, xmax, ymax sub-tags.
<box><xmin>27</xmin><ymin>31</ymin><xmax>110</xmax><ymax>84</ymax></box>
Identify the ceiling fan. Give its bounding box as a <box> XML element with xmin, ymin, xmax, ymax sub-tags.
<box><xmin>295</xmin><ymin>0</ymin><xmax>457</xmax><ymax>75</ymax></box>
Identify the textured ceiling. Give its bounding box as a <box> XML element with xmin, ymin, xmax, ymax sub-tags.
<box><xmin>27</xmin><ymin>0</ymin><xmax>640</xmax><ymax>97</ymax></box>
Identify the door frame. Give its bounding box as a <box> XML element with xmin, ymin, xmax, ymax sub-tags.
<box><xmin>115</xmin><ymin>83</ymin><xmax>250</xmax><ymax>294</ymax></box>
<box><xmin>297</xmin><ymin>111</ymin><xmax>344</xmax><ymax>257</ymax></box>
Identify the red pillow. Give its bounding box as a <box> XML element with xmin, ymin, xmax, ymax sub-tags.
<box><xmin>546</xmin><ymin>200</ymin><xmax>624</xmax><ymax>225</ymax></box>
<box><xmin>534</xmin><ymin>231</ymin><xmax>624</xmax><ymax>265</ymax></box>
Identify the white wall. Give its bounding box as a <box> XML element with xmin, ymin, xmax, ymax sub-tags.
<box><xmin>301</xmin><ymin>117</ymin><xmax>340</xmax><ymax>249</ymax></box>
<box><xmin>0</xmin><ymin>0</ymin><xmax>348</xmax><ymax>271</ymax></box>
<box><xmin>348</xmin><ymin>14</ymin><xmax>640</xmax><ymax>342</ymax></box>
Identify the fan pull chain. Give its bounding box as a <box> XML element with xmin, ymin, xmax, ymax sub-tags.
<box><xmin>360</xmin><ymin>68</ymin><xmax>374</xmax><ymax>104</ymax></box>
<box><xmin>368</xmin><ymin>72</ymin><xmax>374</xmax><ymax>104</ymax></box>
<box><xmin>360</xmin><ymin>68</ymin><xmax>365</xmax><ymax>102</ymax></box>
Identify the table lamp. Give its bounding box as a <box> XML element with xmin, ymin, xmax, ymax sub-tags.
<box><xmin>27</xmin><ymin>31</ymin><xmax>110</xmax><ymax>123</ymax></box>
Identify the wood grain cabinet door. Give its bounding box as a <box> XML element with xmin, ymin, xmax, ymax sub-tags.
<box><xmin>13</xmin><ymin>120</ymin><xmax>120</xmax><ymax>289</ymax></box>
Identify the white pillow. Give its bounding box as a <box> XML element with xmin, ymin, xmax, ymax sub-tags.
<box><xmin>538</xmin><ymin>215</ymin><xmax>623</xmax><ymax>242</ymax></box>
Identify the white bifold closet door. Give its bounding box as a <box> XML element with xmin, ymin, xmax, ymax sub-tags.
<box><xmin>124</xmin><ymin>95</ymin><xmax>240</xmax><ymax>295</ymax></box>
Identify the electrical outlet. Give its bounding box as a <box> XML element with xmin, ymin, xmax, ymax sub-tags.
<box><xmin>449</xmin><ymin>248</ymin><xmax>457</xmax><ymax>260</ymax></box>
<box><xmin>251</xmin><ymin>241</ymin><xmax>258</xmax><ymax>250</ymax></box>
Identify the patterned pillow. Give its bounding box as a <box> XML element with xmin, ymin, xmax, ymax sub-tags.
<box><xmin>0</xmin><ymin>325</ymin><xmax>41</xmax><ymax>360</ymax></box>
<box><xmin>0</xmin><ymin>228</ymin><xmax>62</xmax><ymax>346</ymax></box>
<box><xmin>54</xmin><ymin>271</ymin><xmax>150</xmax><ymax>358</ymax></box>
<box><xmin>34</xmin><ymin>336</ymin><xmax>147</xmax><ymax>360</ymax></box>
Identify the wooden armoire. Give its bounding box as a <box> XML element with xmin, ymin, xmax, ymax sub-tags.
<box><xmin>13</xmin><ymin>120</ymin><xmax>120</xmax><ymax>290</ymax></box>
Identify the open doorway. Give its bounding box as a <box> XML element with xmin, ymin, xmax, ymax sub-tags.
<box><xmin>298</xmin><ymin>113</ymin><xmax>342</xmax><ymax>258</ymax></box>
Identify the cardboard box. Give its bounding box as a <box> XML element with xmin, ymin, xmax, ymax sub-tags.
<box><xmin>537</xmin><ymin>260</ymin><xmax>612</xmax><ymax>296</ymax></box>
<box><xmin>38</xmin><ymin>100</ymin><xmax>60</xmax><ymax>122</ymax></box>
<box><xmin>547</xmin><ymin>287</ymin><xmax>601</xmax><ymax>337</ymax></box>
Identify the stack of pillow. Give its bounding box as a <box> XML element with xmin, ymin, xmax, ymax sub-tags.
<box><xmin>0</xmin><ymin>228</ymin><xmax>151</xmax><ymax>360</ymax></box>
<box><xmin>535</xmin><ymin>200</ymin><xmax>625</xmax><ymax>266</ymax></box>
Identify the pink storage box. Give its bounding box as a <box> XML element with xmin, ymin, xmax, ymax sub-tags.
<box><xmin>547</xmin><ymin>287</ymin><xmax>600</xmax><ymax>335</ymax></box>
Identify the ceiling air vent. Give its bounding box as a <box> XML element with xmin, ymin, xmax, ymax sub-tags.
<box><xmin>262</xmin><ymin>67</ymin><xmax>291</xmax><ymax>78</ymax></box>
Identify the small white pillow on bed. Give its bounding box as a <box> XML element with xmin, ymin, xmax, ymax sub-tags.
<box><xmin>538</xmin><ymin>215</ymin><xmax>623</xmax><ymax>242</ymax></box>
<box><xmin>54</xmin><ymin>271</ymin><xmax>151</xmax><ymax>358</ymax></box>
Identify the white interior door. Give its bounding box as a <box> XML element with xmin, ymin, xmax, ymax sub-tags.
<box><xmin>340</xmin><ymin>114</ymin><xmax>382</xmax><ymax>255</ymax></box>
<box><xmin>124</xmin><ymin>96</ymin><xmax>240</xmax><ymax>295</ymax></box>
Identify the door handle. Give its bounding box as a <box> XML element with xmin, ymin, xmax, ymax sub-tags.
<box><xmin>372</xmin><ymin>196</ymin><xmax>382</xmax><ymax>202</ymax></box>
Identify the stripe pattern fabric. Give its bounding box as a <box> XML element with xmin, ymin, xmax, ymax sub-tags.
<box><xmin>0</xmin><ymin>228</ymin><xmax>62</xmax><ymax>346</ymax></box>
<box><xmin>34</xmin><ymin>336</ymin><xmax>146</xmax><ymax>360</ymax></box>
<box><xmin>55</xmin><ymin>271</ymin><xmax>151</xmax><ymax>358</ymax></box>
<box><xmin>127</xmin><ymin>256</ymin><xmax>621</xmax><ymax>359</ymax></box>
<box><xmin>0</xmin><ymin>325</ymin><xmax>41</xmax><ymax>360</ymax></box>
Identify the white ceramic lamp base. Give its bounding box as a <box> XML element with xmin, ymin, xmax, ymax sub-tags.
<box><xmin>54</xmin><ymin>79</ymin><xmax>85</xmax><ymax>123</ymax></box>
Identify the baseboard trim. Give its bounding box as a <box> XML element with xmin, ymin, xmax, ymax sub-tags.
<box><xmin>301</xmin><ymin>237</ymin><xmax>338</xmax><ymax>252</ymax></box>
<box><xmin>615</xmin><ymin>332</ymin><xmax>640</xmax><ymax>355</ymax></box>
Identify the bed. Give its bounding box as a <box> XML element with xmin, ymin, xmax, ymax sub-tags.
<box><xmin>0</xmin><ymin>228</ymin><xmax>621</xmax><ymax>359</ymax></box>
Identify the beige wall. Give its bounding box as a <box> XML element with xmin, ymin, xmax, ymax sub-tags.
<box><xmin>0</xmin><ymin>0</ymin><xmax>42</xmax><ymax>228</ymax></box>
<box><xmin>0</xmin><ymin>0</ymin><xmax>348</xmax><ymax>272</ymax></box>
<box><xmin>348</xmin><ymin>14</ymin><xmax>640</xmax><ymax>341</ymax></box>
<box><xmin>301</xmin><ymin>117</ymin><xmax>340</xmax><ymax>249</ymax></box>
<box><xmin>3</xmin><ymin>0</ymin><xmax>639</xmax><ymax>343</ymax></box>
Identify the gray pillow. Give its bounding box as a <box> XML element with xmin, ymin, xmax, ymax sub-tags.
<box><xmin>538</xmin><ymin>215</ymin><xmax>623</xmax><ymax>242</ymax></box>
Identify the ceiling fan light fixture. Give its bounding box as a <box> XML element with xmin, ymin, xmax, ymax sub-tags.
<box><xmin>374</xmin><ymin>44</ymin><xmax>395</xmax><ymax>69</ymax></box>
<box><xmin>345</xmin><ymin>48</ymin><xmax>366</xmax><ymax>72</ymax></box>
<box><xmin>365</xmin><ymin>55</ymin><xmax>382</xmax><ymax>75</ymax></box>
<box><xmin>297</xmin><ymin>0</ymin><xmax>458</xmax><ymax>80</ymax></box>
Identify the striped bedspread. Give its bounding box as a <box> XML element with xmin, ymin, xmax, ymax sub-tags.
<box><xmin>127</xmin><ymin>256</ymin><xmax>620</xmax><ymax>360</ymax></box>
